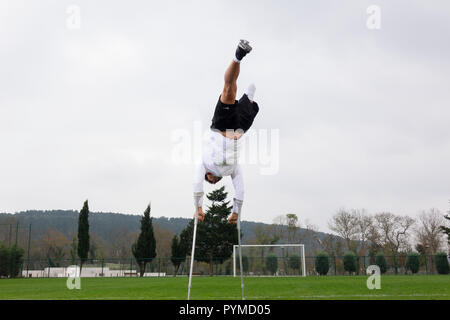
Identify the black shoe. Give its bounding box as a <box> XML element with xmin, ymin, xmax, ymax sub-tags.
<box><xmin>235</xmin><ymin>39</ymin><xmax>252</xmax><ymax>61</ymax></box>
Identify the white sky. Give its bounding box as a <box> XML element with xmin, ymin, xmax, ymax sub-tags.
<box><xmin>0</xmin><ymin>0</ymin><xmax>449</xmax><ymax>232</ymax></box>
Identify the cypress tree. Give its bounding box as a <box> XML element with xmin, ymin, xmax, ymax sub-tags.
<box><xmin>77</xmin><ymin>200</ymin><xmax>90</xmax><ymax>271</ymax></box>
<box><xmin>132</xmin><ymin>204</ymin><xmax>156</xmax><ymax>277</ymax></box>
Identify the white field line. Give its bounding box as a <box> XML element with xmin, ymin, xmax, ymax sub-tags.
<box><xmin>89</xmin><ymin>293</ymin><xmax>448</xmax><ymax>300</ymax></box>
<box><xmin>8</xmin><ymin>293</ymin><xmax>448</xmax><ymax>300</ymax></box>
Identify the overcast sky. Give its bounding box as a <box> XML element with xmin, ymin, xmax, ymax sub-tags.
<box><xmin>1</xmin><ymin>0</ymin><xmax>449</xmax><ymax>232</ymax></box>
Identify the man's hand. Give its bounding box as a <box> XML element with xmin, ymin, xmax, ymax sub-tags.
<box><xmin>195</xmin><ymin>207</ymin><xmax>205</xmax><ymax>222</ymax></box>
<box><xmin>227</xmin><ymin>212</ymin><xmax>239</xmax><ymax>225</ymax></box>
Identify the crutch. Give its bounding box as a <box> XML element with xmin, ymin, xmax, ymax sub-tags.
<box><xmin>188</xmin><ymin>192</ymin><xmax>203</xmax><ymax>300</ymax></box>
<box><xmin>236</xmin><ymin>207</ymin><xmax>245</xmax><ymax>300</ymax></box>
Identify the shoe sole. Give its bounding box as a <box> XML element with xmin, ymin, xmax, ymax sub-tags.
<box><xmin>239</xmin><ymin>39</ymin><xmax>252</xmax><ymax>53</ymax></box>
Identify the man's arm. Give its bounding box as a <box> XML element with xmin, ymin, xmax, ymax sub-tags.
<box><xmin>193</xmin><ymin>163</ymin><xmax>206</xmax><ymax>220</ymax></box>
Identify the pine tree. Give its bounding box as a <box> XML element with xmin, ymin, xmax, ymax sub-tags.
<box><xmin>132</xmin><ymin>204</ymin><xmax>156</xmax><ymax>277</ymax></box>
<box><xmin>180</xmin><ymin>186</ymin><xmax>238</xmax><ymax>276</ymax></box>
<box><xmin>77</xmin><ymin>200</ymin><xmax>90</xmax><ymax>271</ymax></box>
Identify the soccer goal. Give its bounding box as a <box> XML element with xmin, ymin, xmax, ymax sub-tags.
<box><xmin>233</xmin><ymin>244</ymin><xmax>306</xmax><ymax>277</ymax></box>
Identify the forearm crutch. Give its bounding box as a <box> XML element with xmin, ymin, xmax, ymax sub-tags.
<box><xmin>237</xmin><ymin>211</ymin><xmax>245</xmax><ymax>300</ymax></box>
<box><xmin>188</xmin><ymin>192</ymin><xmax>203</xmax><ymax>300</ymax></box>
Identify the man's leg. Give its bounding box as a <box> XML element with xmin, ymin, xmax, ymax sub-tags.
<box><xmin>220</xmin><ymin>61</ymin><xmax>240</xmax><ymax>105</ymax></box>
<box><xmin>245</xmin><ymin>83</ymin><xmax>256</xmax><ymax>103</ymax></box>
<box><xmin>220</xmin><ymin>40</ymin><xmax>253</xmax><ymax>105</ymax></box>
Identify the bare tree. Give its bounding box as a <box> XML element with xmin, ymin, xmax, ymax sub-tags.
<box><xmin>271</xmin><ymin>215</ymin><xmax>287</xmax><ymax>242</ymax></box>
<box><xmin>301</xmin><ymin>220</ymin><xmax>319</xmax><ymax>254</ymax></box>
<box><xmin>254</xmin><ymin>224</ymin><xmax>280</xmax><ymax>245</ymax></box>
<box><xmin>328</xmin><ymin>209</ymin><xmax>359</xmax><ymax>251</ymax></box>
<box><xmin>367</xmin><ymin>223</ymin><xmax>383</xmax><ymax>260</ymax></box>
<box><xmin>353</xmin><ymin>209</ymin><xmax>373</xmax><ymax>256</ymax></box>
<box><xmin>109</xmin><ymin>227</ymin><xmax>133</xmax><ymax>260</ymax></box>
<box><xmin>89</xmin><ymin>233</ymin><xmax>107</xmax><ymax>261</ymax></box>
<box><xmin>315</xmin><ymin>233</ymin><xmax>342</xmax><ymax>256</ymax></box>
<box><xmin>154</xmin><ymin>224</ymin><xmax>175</xmax><ymax>259</ymax></box>
<box><xmin>251</xmin><ymin>223</ymin><xmax>281</xmax><ymax>273</ymax></box>
<box><xmin>40</xmin><ymin>229</ymin><xmax>69</xmax><ymax>266</ymax></box>
<box><xmin>374</xmin><ymin>212</ymin><xmax>415</xmax><ymax>255</ymax></box>
<box><xmin>285</xmin><ymin>213</ymin><xmax>300</xmax><ymax>243</ymax></box>
<box><xmin>271</xmin><ymin>214</ymin><xmax>304</xmax><ymax>243</ymax></box>
<box><xmin>415</xmin><ymin>208</ymin><xmax>445</xmax><ymax>255</ymax></box>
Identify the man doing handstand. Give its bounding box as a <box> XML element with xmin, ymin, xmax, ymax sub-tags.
<box><xmin>193</xmin><ymin>39</ymin><xmax>259</xmax><ymax>225</ymax></box>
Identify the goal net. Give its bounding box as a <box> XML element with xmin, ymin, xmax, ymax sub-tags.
<box><xmin>233</xmin><ymin>244</ymin><xmax>306</xmax><ymax>277</ymax></box>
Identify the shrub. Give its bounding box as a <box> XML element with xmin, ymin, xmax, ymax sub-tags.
<box><xmin>265</xmin><ymin>254</ymin><xmax>278</xmax><ymax>275</ymax></box>
<box><xmin>405</xmin><ymin>252</ymin><xmax>420</xmax><ymax>274</ymax></box>
<box><xmin>343</xmin><ymin>251</ymin><xmax>357</xmax><ymax>274</ymax></box>
<box><xmin>434</xmin><ymin>252</ymin><xmax>449</xmax><ymax>275</ymax></box>
<box><xmin>315</xmin><ymin>251</ymin><xmax>329</xmax><ymax>275</ymax></box>
<box><xmin>375</xmin><ymin>252</ymin><xmax>387</xmax><ymax>274</ymax></box>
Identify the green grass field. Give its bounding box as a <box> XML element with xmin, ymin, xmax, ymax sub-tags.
<box><xmin>0</xmin><ymin>275</ymin><xmax>449</xmax><ymax>300</ymax></box>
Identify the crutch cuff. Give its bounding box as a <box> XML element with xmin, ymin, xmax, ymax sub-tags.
<box><xmin>194</xmin><ymin>192</ymin><xmax>204</xmax><ymax>208</ymax></box>
<box><xmin>233</xmin><ymin>198</ymin><xmax>243</xmax><ymax>215</ymax></box>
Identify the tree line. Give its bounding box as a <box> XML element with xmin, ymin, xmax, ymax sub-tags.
<box><xmin>1</xmin><ymin>189</ymin><xmax>449</xmax><ymax>277</ymax></box>
<box><xmin>313</xmin><ymin>207</ymin><xmax>450</xmax><ymax>275</ymax></box>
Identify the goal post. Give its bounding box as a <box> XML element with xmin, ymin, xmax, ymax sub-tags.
<box><xmin>233</xmin><ymin>244</ymin><xmax>306</xmax><ymax>277</ymax></box>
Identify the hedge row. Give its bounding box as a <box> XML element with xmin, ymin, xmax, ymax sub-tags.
<box><xmin>314</xmin><ymin>251</ymin><xmax>449</xmax><ymax>275</ymax></box>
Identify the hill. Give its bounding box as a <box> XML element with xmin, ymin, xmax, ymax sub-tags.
<box><xmin>0</xmin><ymin>210</ymin><xmax>334</xmax><ymax>257</ymax></box>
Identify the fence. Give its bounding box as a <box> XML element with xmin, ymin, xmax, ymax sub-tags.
<box><xmin>7</xmin><ymin>254</ymin><xmax>448</xmax><ymax>278</ymax></box>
